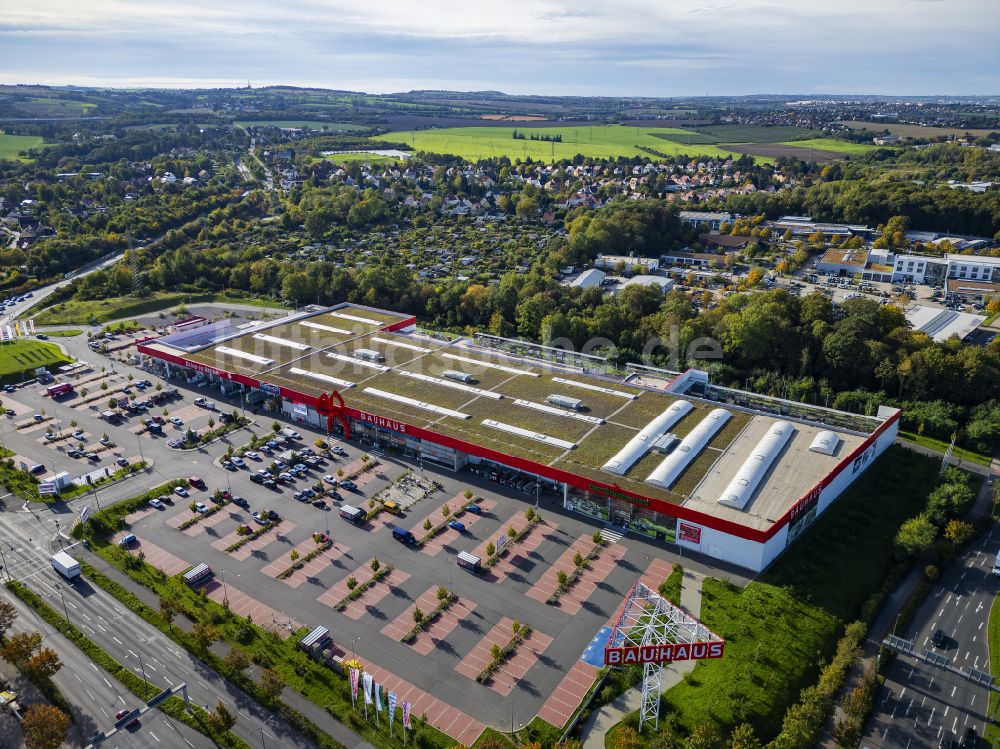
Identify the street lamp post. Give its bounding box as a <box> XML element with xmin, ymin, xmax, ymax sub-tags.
<box><xmin>0</xmin><ymin>544</ymin><xmax>10</xmax><ymax>582</ymax></box>
<box><xmin>136</xmin><ymin>436</ymin><xmax>145</xmax><ymax>468</ymax></box>
<box><xmin>257</xmin><ymin>715</ymin><xmax>275</xmax><ymax>749</ymax></box>
<box><xmin>220</xmin><ymin>569</ymin><xmax>229</xmax><ymax>606</ymax></box>
<box><xmin>351</xmin><ymin>636</ymin><xmax>362</xmax><ymax>662</ymax></box>
<box><xmin>57</xmin><ymin>587</ymin><xmax>71</xmax><ymax>625</ymax></box>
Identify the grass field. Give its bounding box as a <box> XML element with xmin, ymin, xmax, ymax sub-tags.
<box><xmin>777</xmin><ymin>137</ymin><xmax>882</xmax><ymax>154</ymax></box>
<box><xmin>15</xmin><ymin>97</ymin><xmax>95</xmax><ymax>117</ymax></box>
<box><xmin>375</xmin><ymin>124</ymin><xmax>734</xmax><ymax>162</ymax></box>
<box><xmin>651</xmin><ymin>125</ymin><xmax>821</xmax><ymax>145</ymax></box>
<box><xmin>320</xmin><ymin>151</ymin><xmax>406</xmax><ymax>164</ymax></box>
<box><xmin>31</xmin><ymin>292</ymin><xmax>289</xmax><ymax>325</ymax></box>
<box><xmin>838</xmin><ymin>121</ymin><xmax>1000</xmax><ymax>139</ymax></box>
<box><xmin>235</xmin><ymin>119</ymin><xmax>367</xmax><ymax>131</ymax></box>
<box><xmin>0</xmin><ymin>132</ymin><xmax>44</xmax><ymax>160</ymax></box>
<box><xmin>0</xmin><ymin>339</ymin><xmax>71</xmax><ymax>383</ymax></box>
<box><xmin>660</xmin><ymin>446</ymin><xmax>940</xmax><ymax>740</ymax></box>
<box><xmin>898</xmin><ymin>430</ymin><xmax>992</xmax><ymax>467</ymax></box>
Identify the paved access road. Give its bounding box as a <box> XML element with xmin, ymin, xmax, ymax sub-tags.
<box><xmin>3</xmin><ymin>577</ymin><xmax>202</xmax><ymax>749</ymax></box>
<box><xmin>863</xmin><ymin>493</ymin><xmax>999</xmax><ymax>749</ymax></box>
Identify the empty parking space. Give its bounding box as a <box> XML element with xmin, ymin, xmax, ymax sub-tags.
<box><xmin>204</xmin><ymin>580</ymin><xmax>301</xmax><ymax>634</ymax></box>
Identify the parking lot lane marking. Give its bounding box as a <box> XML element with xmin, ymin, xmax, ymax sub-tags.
<box><xmin>958</xmin><ymin>615</ymin><xmax>963</xmax><ymax>625</ymax></box>
<box><xmin>952</xmin><ymin>685</ymin><xmax>957</xmax><ymax>697</ymax></box>
<box><xmin>149</xmin><ymin>732</ymin><xmax>159</xmax><ymax>742</ymax></box>
<box><xmin>952</xmin><ymin>717</ymin><xmax>958</xmax><ymax>732</ymax></box>
<box><xmin>944</xmin><ymin>706</ymin><xmax>949</xmax><ymax>717</ymax></box>
<box><xmin>970</xmin><ymin>695</ymin><xmax>976</xmax><ymax>707</ymax></box>
<box><xmin>74</xmin><ymin>672</ymin><xmax>82</xmax><ymax>682</ymax></box>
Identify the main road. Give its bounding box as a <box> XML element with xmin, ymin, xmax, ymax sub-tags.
<box><xmin>862</xmin><ymin>478</ymin><xmax>999</xmax><ymax>749</ymax></box>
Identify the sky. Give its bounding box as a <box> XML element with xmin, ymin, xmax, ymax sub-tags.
<box><xmin>0</xmin><ymin>0</ymin><xmax>997</xmax><ymax>96</ymax></box>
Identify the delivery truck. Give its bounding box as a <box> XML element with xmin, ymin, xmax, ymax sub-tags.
<box><xmin>51</xmin><ymin>551</ymin><xmax>81</xmax><ymax>580</ymax></box>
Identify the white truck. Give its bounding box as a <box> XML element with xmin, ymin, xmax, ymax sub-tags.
<box><xmin>51</xmin><ymin>551</ymin><xmax>81</xmax><ymax>580</ymax></box>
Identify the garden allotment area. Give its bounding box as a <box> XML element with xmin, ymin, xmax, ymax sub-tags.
<box><xmin>137</xmin><ymin>303</ymin><xmax>900</xmax><ymax>572</ymax></box>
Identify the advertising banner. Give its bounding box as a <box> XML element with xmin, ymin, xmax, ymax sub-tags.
<box><xmin>678</xmin><ymin>522</ymin><xmax>702</xmax><ymax>545</ymax></box>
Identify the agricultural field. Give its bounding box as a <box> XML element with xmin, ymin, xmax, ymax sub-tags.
<box><xmin>13</xmin><ymin>97</ymin><xmax>95</xmax><ymax>117</ymax></box>
<box><xmin>779</xmin><ymin>137</ymin><xmax>883</xmax><ymax>154</ymax></box>
<box><xmin>838</xmin><ymin>120</ymin><xmax>1000</xmax><ymax>138</ymax></box>
<box><xmin>653</xmin><ymin>125</ymin><xmax>822</xmax><ymax>144</ymax></box>
<box><xmin>0</xmin><ymin>132</ymin><xmax>44</xmax><ymax>160</ymax></box>
<box><xmin>234</xmin><ymin>119</ymin><xmax>368</xmax><ymax>131</ymax></box>
<box><xmin>374</xmin><ymin>124</ymin><xmax>734</xmax><ymax>161</ymax></box>
<box><xmin>0</xmin><ymin>339</ymin><xmax>71</xmax><ymax>384</ymax></box>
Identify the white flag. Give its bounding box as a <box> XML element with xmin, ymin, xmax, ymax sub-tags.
<box><xmin>374</xmin><ymin>683</ymin><xmax>383</xmax><ymax>712</ymax></box>
<box><xmin>362</xmin><ymin>672</ymin><xmax>373</xmax><ymax>705</ymax></box>
<box><xmin>388</xmin><ymin>691</ymin><xmax>398</xmax><ymax>731</ymax></box>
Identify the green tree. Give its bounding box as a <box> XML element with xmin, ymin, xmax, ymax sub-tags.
<box><xmin>0</xmin><ymin>599</ymin><xmax>16</xmax><ymax>639</ymax></box>
<box><xmin>257</xmin><ymin>667</ymin><xmax>285</xmax><ymax>699</ymax></box>
<box><xmin>895</xmin><ymin>514</ymin><xmax>937</xmax><ymax>556</ymax></box>
<box><xmin>26</xmin><ymin>648</ymin><xmax>62</xmax><ymax>681</ymax></box>
<box><xmin>729</xmin><ymin>723</ymin><xmax>761</xmax><ymax>749</ymax></box>
<box><xmin>206</xmin><ymin>700</ymin><xmax>237</xmax><ymax>733</ymax></box>
<box><xmin>1</xmin><ymin>630</ymin><xmax>40</xmax><ymax>667</ymax></box>
<box><xmin>686</xmin><ymin>723</ymin><xmax>722</xmax><ymax>749</ymax></box>
<box><xmin>944</xmin><ymin>519</ymin><xmax>975</xmax><ymax>547</ymax></box>
<box><xmin>223</xmin><ymin>646</ymin><xmax>251</xmax><ymax>672</ymax></box>
<box><xmin>21</xmin><ymin>703</ymin><xmax>70</xmax><ymax>749</ymax></box>
<box><xmin>192</xmin><ymin>621</ymin><xmax>217</xmax><ymax>650</ymax></box>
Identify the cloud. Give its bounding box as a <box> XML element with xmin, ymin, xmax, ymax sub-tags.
<box><xmin>0</xmin><ymin>0</ymin><xmax>996</xmax><ymax>94</ymax></box>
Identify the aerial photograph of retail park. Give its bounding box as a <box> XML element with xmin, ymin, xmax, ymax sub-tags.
<box><xmin>0</xmin><ymin>2</ymin><xmax>998</xmax><ymax>749</ymax></box>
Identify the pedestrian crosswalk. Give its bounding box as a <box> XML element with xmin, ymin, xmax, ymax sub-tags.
<box><xmin>600</xmin><ymin>527</ymin><xmax>623</xmax><ymax>544</ymax></box>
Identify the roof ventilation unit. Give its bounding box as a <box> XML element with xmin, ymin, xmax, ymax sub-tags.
<box><xmin>601</xmin><ymin>400</ymin><xmax>694</xmax><ymax>476</ymax></box>
<box><xmin>354</xmin><ymin>348</ymin><xmax>386</xmax><ymax>363</ymax></box>
<box><xmin>442</xmin><ymin>370</ymin><xmax>474</xmax><ymax>384</ymax></box>
<box><xmin>646</xmin><ymin>408</ymin><xmax>731</xmax><ymax>489</ymax></box>
<box><xmin>717</xmin><ymin>420</ymin><xmax>794</xmax><ymax>511</ymax></box>
<box><xmin>546</xmin><ymin>394</ymin><xmax>584</xmax><ymax>411</ymax></box>
<box><xmin>809</xmin><ymin>430</ymin><xmax>841</xmax><ymax>456</ymax></box>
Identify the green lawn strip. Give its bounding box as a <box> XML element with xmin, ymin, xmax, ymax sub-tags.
<box><xmin>71</xmin><ymin>479</ymin><xmax>187</xmax><ymax>539</ymax></box>
<box><xmin>476</xmin><ymin>624</ymin><xmax>533</xmax><ymax>683</ymax></box>
<box><xmin>546</xmin><ymin>541</ymin><xmax>605</xmax><ymax>605</ymax></box>
<box><xmin>400</xmin><ymin>590</ymin><xmax>457</xmax><ymax>644</ymax></box>
<box><xmin>41</xmin><ymin>329</ymin><xmax>83</xmax><ymax>337</ymax></box>
<box><xmin>277</xmin><ymin>537</ymin><xmax>333</xmax><ymax>580</ymax></box>
<box><xmin>225</xmin><ymin>518</ymin><xmax>281</xmax><ymax>553</ymax></box>
<box><xmin>417</xmin><ymin>502</ymin><xmax>476</xmax><ymax>546</ymax></box>
<box><xmin>30</xmin><ymin>292</ymin><xmax>289</xmax><ymax>325</ymax></box>
<box><xmin>658</xmin><ymin>564</ymin><xmax>684</xmax><ymax>607</ymax></box>
<box><xmin>5</xmin><ymin>580</ymin><xmax>251</xmax><ymax>749</ymax></box>
<box><xmin>333</xmin><ymin>564</ymin><xmax>393</xmax><ymax>612</ymax></box>
<box><xmin>177</xmin><ymin>501</ymin><xmax>227</xmax><ymax>531</ymax></box>
<box><xmin>484</xmin><ymin>513</ymin><xmax>542</xmax><ymax>568</ymax></box>
<box><xmin>986</xmin><ymin>597</ymin><xmax>1000</xmax><ymax>747</ymax></box>
<box><xmin>660</xmin><ymin>445</ymin><xmax>940</xmax><ymax>739</ymax></box>
<box><xmin>0</xmin><ymin>446</ymin><xmax>141</xmax><ymax>504</ymax></box>
<box><xmin>898</xmin><ymin>431</ymin><xmax>992</xmax><ymax>467</ymax></box>
<box><xmin>178</xmin><ymin>414</ymin><xmax>252</xmax><ymax>449</ymax></box>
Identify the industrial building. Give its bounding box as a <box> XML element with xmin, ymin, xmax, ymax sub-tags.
<box><xmin>137</xmin><ymin>303</ymin><xmax>899</xmax><ymax>572</ymax></box>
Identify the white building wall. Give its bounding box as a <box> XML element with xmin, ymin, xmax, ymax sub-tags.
<box><xmin>676</xmin><ymin>521</ymin><xmax>768</xmax><ymax>571</ymax></box>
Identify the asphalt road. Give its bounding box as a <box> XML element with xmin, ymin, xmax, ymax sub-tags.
<box><xmin>3</xmin><ymin>576</ymin><xmax>202</xmax><ymax>749</ymax></box>
<box><xmin>863</xmin><ymin>480</ymin><xmax>999</xmax><ymax>749</ymax></box>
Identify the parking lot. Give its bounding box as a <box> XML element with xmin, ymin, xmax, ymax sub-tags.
<box><xmin>0</xmin><ymin>332</ymin><xmax>697</xmax><ymax>741</ymax></box>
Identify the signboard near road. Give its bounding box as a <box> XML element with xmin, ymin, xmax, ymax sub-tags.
<box><xmin>260</xmin><ymin>382</ymin><xmax>281</xmax><ymax>397</ymax></box>
<box><xmin>38</xmin><ymin>482</ymin><xmax>57</xmax><ymax>495</ymax></box>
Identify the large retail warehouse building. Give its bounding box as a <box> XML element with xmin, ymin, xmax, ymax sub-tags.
<box><xmin>138</xmin><ymin>303</ymin><xmax>899</xmax><ymax>572</ymax></box>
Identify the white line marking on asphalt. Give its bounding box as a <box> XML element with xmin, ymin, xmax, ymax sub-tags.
<box><xmin>944</xmin><ymin>706</ymin><xmax>949</xmax><ymax>717</ymax></box>
<box><xmin>99</xmin><ymin>705</ymin><xmax>109</xmax><ymax>717</ymax></box>
<box><xmin>86</xmin><ymin>689</ymin><xmax>95</xmax><ymax>702</ymax></box>
<box><xmin>127</xmin><ymin>649</ymin><xmax>137</xmax><ymax>658</ymax></box>
<box><xmin>953</xmin><ymin>717</ymin><xmax>958</xmax><ymax>732</ymax></box>
<box><xmin>928</xmin><ymin>708</ymin><xmax>935</xmax><ymax>726</ymax></box>
<box><xmin>958</xmin><ymin>615</ymin><xmax>964</xmax><ymax>625</ymax></box>
<box><xmin>74</xmin><ymin>672</ymin><xmax>82</xmax><ymax>682</ymax></box>
<box><xmin>149</xmin><ymin>731</ymin><xmax>159</xmax><ymax>742</ymax></box>
<box><xmin>112</xmin><ymin>636</ymin><xmax>122</xmax><ymax>644</ymax></box>
<box><xmin>952</xmin><ymin>686</ymin><xmax>957</xmax><ymax>697</ymax></box>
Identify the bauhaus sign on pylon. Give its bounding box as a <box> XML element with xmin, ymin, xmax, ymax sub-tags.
<box><xmin>604</xmin><ymin>640</ymin><xmax>725</xmax><ymax>666</ymax></box>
